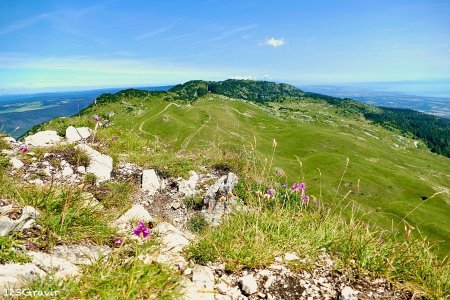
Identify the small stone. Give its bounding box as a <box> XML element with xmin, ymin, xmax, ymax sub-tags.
<box><xmin>29</xmin><ymin>179</ymin><xmax>44</xmax><ymax>185</ymax></box>
<box><xmin>341</xmin><ymin>286</ymin><xmax>358</xmax><ymax>300</ymax></box>
<box><xmin>258</xmin><ymin>270</ymin><xmax>272</xmax><ymax>277</ymax></box>
<box><xmin>274</xmin><ymin>256</ymin><xmax>283</xmax><ymax>263</ymax></box>
<box><xmin>284</xmin><ymin>252</ymin><xmax>299</xmax><ymax>261</ymax></box>
<box><xmin>266</xmin><ymin>293</ymin><xmax>274</xmax><ymax>300</ymax></box>
<box><xmin>77</xmin><ymin>166</ymin><xmax>86</xmax><ymax>173</ymax></box>
<box><xmin>215</xmin><ymin>282</ymin><xmax>230</xmax><ymax>294</ymax></box>
<box><xmin>171</xmin><ymin>201</ymin><xmax>181</xmax><ymax>210</ymax></box>
<box><xmin>184</xmin><ymin>268</ymin><xmax>193</xmax><ymax>275</ymax></box>
<box><xmin>10</xmin><ymin>157</ymin><xmax>24</xmax><ymax>169</ymax></box>
<box><xmin>21</xmin><ymin>206</ymin><xmax>40</xmax><ymax>219</ymax></box>
<box><xmin>114</xmin><ymin>204</ymin><xmax>153</xmax><ymax>229</ymax></box>
<box><xmin>62</xmin><ymin>166</ymin><xmax>74</xmax><ymax>177</ymax></box>
<box><xmin>192</xmin><ymin>265</ymin><xmax>215</xmax><ymax>289</ymax></box>
<box><xmin>239</xmin><ymin>274</ymin><xmax>258</xmax><ymax>295</ymax></box>
<box><xmin>264</xmin><ymin>276</ymin><xmax>276</xmax><ymax>289</ymax></box>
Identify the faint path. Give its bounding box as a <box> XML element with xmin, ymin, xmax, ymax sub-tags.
<box><xmin>181</xmin><ymin>112</ymin><xmax>211</xmax><ymax>149</ymax></box>
<box><xmin>138</xmin><ymin>103</ymin><xmax>181</xmax><ymax>137</ymax></box>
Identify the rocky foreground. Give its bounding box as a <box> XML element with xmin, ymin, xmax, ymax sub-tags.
<box><xmin>0</xmin><ymin>129</ymin><xmax>414</xmax><ymax>299</ymax></box>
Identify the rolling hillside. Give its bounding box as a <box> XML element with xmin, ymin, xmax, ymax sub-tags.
<box><xmin>32</xmin><ymin>80</ymin><xmax>450</xmax><ymax>255</ymax></box>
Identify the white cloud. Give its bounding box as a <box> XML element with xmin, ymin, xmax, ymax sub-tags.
<box><xmin>266</xmin><ymin>37</ymin><xmax>285</xmax><ymax>48</ymax></box>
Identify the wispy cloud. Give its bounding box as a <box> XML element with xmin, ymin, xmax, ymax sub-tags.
<box><xmin>193</xmin><ymin>24</ymin><xmax>257</xmax><ymax>45</ymax></box>
<box><xmin>396</xmin><ymin>3</ymin><xmax>450</xmax><ymax>11</ymax></box>
<box><xmin>0</xmin><ymin>13</ymin><xmax>55</xmax><ymax>36</ymax></box>
<box><xmin>265</xmin><ymin>37</ymin><xmax>285</xmax><ymax>47</ymax></box>
<box><xmin>135</xmin><ymin>23</ymin><xmax>177</xmax><ymax>40</ymax></box>
<box><xmin>211</xmin><ymin>24</ymin><xmax>257</xmax><ymax>41</ymax></box>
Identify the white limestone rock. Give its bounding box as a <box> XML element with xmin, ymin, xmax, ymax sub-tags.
<box><xmin>65</xmin><ymin>126</ymin><xmax>92</xmax><ymax>143</ymax></box>
<box><xmin>341</xmin><ymin>286</ymin><xmax>359</xmax><ymax>300</ymax></box>
<box><xmin>10</xmin><ymin>157</ymin><xmax>24</xmax><ymax>169</ymax></box>
<box><xmin>239</xmin><ymin>274</ymin><xmax>258</xmax><ymax>295</ymax></box>
<box><xmin>52</xmin><ymin>245</ymin><xmax>111</xmax><ymax>265</ymax></box>
<box><xmin>62</xmin><ymin>166</ymin><xmax>74</xmax><ymax>177</ymax></box>
<box><xmin>75</xmin><ymin>144</ymin><xmax>113</xmax><ymax>183</ymax></box>
<box><xmin>24</xmin><ymin>131</ymin><xmax>61</xmax><ymax>147</ymax></box>
<box><xmin>0</xmin><ymin>263</ymin><xmax>46</xmax><ymax>289</ymax></box>
<box><xmin>2</xmin><ymin>136</ymin><xmax>16</xmax><ymax>144</ymax></box>
<box><xmin>29</xmin><ymin>251</ymin><xmax>79</xmax><ymax>279</ymax></box>
<box><xmin>0</xmin><ymin>216</ymin><xmax>17</xmax><ymax>236</ymax></box>
<box><xmin>153</xmin><ymin>222</ymin><xmax>190</xmax><ymax>253</ymax></box>
<box><xmin>284</xmin><ymin>252</ymin><xmax>299</xmax><ymax>261</ymax></box>
<box><xmin>114</xmin><ymin>204</ymin><xmax>153</xmax><ymax>229</ymax></box>
<box><xmin>178</xmin><ymin>171</ymin><xmax>199</xmax><ymax>197</ymax></box>
<box><xmin>142</xmin><ymin>169</ymin><xmax>160</xmax><ymax>195</ymax></box>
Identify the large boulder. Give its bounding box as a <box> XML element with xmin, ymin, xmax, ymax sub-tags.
<box><xmin>142</xmin><ymin>169</ymin><xmax>160</xmax><ymax>195</ymax></box>
<box><xmin>65</xmin><ymin>126</ymin><xmax>92</xmax><ymax>143</ymax></box>
<box><xmin>75</xmin><ymin>144</ymin><xmax>113</xmax><ymax>183</ymax></box>
<box><xmin>24</xmin><ymin>131</ymin><xmax>61</xmax><ymax>147</ymax></box>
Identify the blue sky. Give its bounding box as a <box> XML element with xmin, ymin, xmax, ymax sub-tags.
<box><xmin>0</xmin><ymin>0</ymin><xmax>449</xmax><ymax>94</ymax></box>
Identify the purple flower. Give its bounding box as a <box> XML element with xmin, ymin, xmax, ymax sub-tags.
<box><xmin>111</xmin><ymin>135</ymin><xmax>117</xmax><ymax>141</ymax></box>
<box><xmin>266</xmin><ymin>188</ymin><xmax>276</xmax><ymax>197</ymax></box>
<box><xmin>291</xmin><ymin>183</ymin><xmax>306</xmax><ymax>192</ymax></box>
<box><xmin>114</xmin><ymin>237</ymin><xmax>124</xmax><ymax>244</ymax></box>
<box><xmin>301</xmin><ymin>195</ymin><xmax>310</xmax><ymax>203</ymax></box>
<box><xmin>133</xmin><ymin>220</ymin><xmax>150</xmax><ymax>239</ymax></box>
<box><xmin>20</xmin><ymin>145</ymin><xmax>28</xmax><ymax>153</ymax></box>
<box><xmin>93</xmin><ymin>115</ymin><xmax>100</xmax><ymax>122</ymax></box>
<box><xmin>282</xmin><ymin>182</ymin><xmax>287</xmax><ymax>187</ymax></box>
<box><xmin>26</xmin><ymin>241</ymin><xmax>37</xmax><ymax>250</ymax></box>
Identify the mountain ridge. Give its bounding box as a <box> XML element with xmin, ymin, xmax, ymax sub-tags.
<box><xmin>69</xmin><ymin>79</ymin><xmax>450</xmax><ymax>158</ymax></box>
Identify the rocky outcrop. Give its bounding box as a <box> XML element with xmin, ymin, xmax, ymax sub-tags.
<box><xmin>75</xmin><ymin>144</ymin><xmax>113</xmax><ymax>183</ymax></box>
<box><xmin>178</xmin><ymin>171</ymin><xmax>199</xmax><ymax>197</ymax></box>
<box><xmin>204</xmin><ymin>172</ymin><xmax>238</xmax><ymax>205</ymax></box>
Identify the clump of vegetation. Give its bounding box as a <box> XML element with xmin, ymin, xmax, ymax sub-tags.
<box><xmin>27</xmin><ymin>239</ymin><xmax>181</xmax><ymax>299</ymax></box>
<box><xmin>183</xmin><ymin>195</ymin><xmax>203</xmax><ymax>210</ymax></box>
<box><xmin>0</xmin><ymin>235</ymin><xmax>30</xmax><ymax>264</ymax></box>
<box><xmin>90</xmin><ymin>181</ymin><xmax>134</xmax><ymax>218</ymax></box>
<box><xmin>187</xmin><ymin>213</ymin><xmax>208</xmax><ymax>233</ymax></box>
<box><xmin>14</xmin><ymin>186</ymin><xmax>114</xmax><ymax>249</ymax></box>
<box><xmin>84</xmin><ymin>173</ymin><xmax>97</xmax><ymax>186</ymax></box>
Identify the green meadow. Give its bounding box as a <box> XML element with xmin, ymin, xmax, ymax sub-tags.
<box><xmin>35</xmin><ymin>90</ymin><xmax>450</xmax><ymax>256</ymax></box>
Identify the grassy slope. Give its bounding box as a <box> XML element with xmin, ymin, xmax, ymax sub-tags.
<box><xmin>36</xmin><ymin>92</ymin><xmax>450</xmax><ymax>257</ymax></box>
